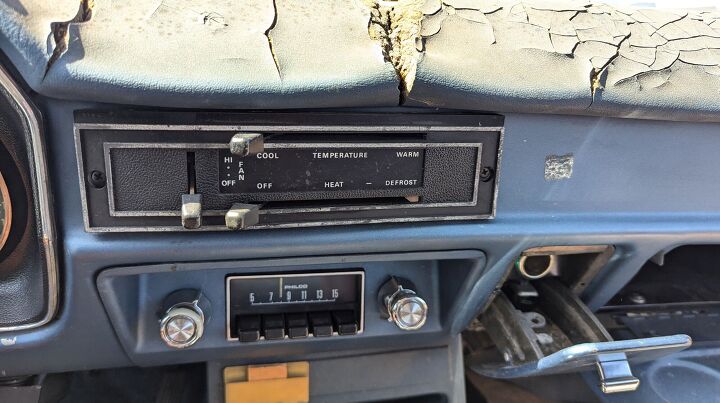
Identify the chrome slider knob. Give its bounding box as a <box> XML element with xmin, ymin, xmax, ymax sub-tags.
<box><xmin>181</xmin><ymin>194</ymin><xmax>202</xmax><ymax>229</ymax></box>
<box><xmin>225</xmin><ymin>203</ymin><xmax>261</xmax><ymax>230</ymax></box>
<box><xmin>229</xmin><ymin>133</ymin><xmax>264</xmax><ymax>156</ymax></box>
<box><xmin>384</xmin><ymin>284</ymin><xmax>428</xmax><ymax>331</ymax></box>
<box><xmin>160</xmin><ymin>300</ymin><xmax>205</xmax><ymax>349</ymax></box>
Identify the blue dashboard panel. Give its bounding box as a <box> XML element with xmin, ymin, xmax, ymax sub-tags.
<box><xmin>96</xmin><ymin>251</ymin><xmax>484</xmax><ymax>367</ymax></box>
<box><xmin>1</xmin><ymin>99</ymin><xmax>720</xmax><ymax>378</ymax></box>
<box><xmin>1</xmin><ymin>2</ymin><xmax>720</xmax><ymax>400</ymax></box>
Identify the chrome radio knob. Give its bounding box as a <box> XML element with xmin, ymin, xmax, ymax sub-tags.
<box><xmin>161</xmin><ymin>306</ymin><xmax>203</xmax><ymax>348</ymax></box>
<box><xmin>159</xmin><ymin>290</ymin><xmax>208</xmax><ymax>349</ymax></box>
<box><xmin>380</xmin><ymin>278</ymin><xmax>428</xmax><ymax>331</ymax></box>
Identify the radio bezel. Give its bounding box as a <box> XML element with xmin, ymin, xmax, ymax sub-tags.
<box><xmin>225</xmin><ymin>270</ymin><xmax>365</xmax><ymax>341</ymax></box>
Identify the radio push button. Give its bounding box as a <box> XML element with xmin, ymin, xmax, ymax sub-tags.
<box><xmin>236</xmin><ymin>315</ymin><xmax>261</xmax><ymax>342</ymax></box>
<box><xmin>262</xmin><ymin>314</ymin><xmax>286</xmax><ymax>340</ymax></box>
<box><xmin>308</xmin><ymin>312</ymin><xmax>333</xmax><ymax>337</ymax></box>
<box><xmin>286</xmin><ymin>313</ymin><xmax>309</xmax><ymax>339</ymax></box>
<box><xmin>332</xmin><ymin>310</ymin><xmax>358</xmax><ymax>336</ymax></box>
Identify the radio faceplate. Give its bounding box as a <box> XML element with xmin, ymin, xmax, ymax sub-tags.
<box><xmin>226</xmin><ymin>271</ymin><xmax>364</xmax><ymax>341</ymax></box>
<box><xmin>75</xmin><ymin>112</ymin><xmax>503</xmax><ymax>231</ymax></box>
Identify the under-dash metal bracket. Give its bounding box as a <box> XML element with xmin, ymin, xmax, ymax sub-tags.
<box><xmin>469</xmin><ymin>278</ymin><xmax>691</xmax><ymax>394</ymax></box>
<box><xmin>470</xmin><ymin>335</ymin><xmax>689</xmax><ymax>388</ymax></box>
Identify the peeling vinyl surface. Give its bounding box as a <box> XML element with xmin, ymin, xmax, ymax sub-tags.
<box><xmin>0</xmin><ymin>0</ymin><xmax>719</xmax><ymax>120</ymax></box>
<box><xmin>365</xmin><ymin>0</ymin><xmax>424</xmax><ymax>101</ymax></box>
<box><xmin>408</xmin><ymin>0</ymin><xmax>720</xmax><ymax>121</ymax></box>
<box><xmin>0</xmin><ymin>0</ymin><xmax>398</xmax><ymax>108</ymax></box>
<box><xmin>44</xmin><ymin>0</ymin><xmax>93</xmax><ymax>77</ymax></box>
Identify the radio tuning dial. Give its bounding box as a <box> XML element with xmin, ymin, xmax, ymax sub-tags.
<box><xmin>380</xmin><ymin>277</ymin><xmax>428</xmax><ymax>331</ymax></box>
<box><xmin>161</xmin><ymin>306</ymin><xmax>203</xmax><ymax>348</ymax></box>
<box><xmin>159</xmin><ymin>290</ymin><xmax>209</xmax><ymax>349</ymax></box>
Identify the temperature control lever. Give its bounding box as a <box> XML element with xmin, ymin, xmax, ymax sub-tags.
<box><xmin>225</xmin><ymin>203</ymin><xmax>261</xmax><ymax>230</ymax></box>
<box><xmin>378</xmin><ymin>277</ymin><xmax>428</xmax><ymax>331</ymax></box>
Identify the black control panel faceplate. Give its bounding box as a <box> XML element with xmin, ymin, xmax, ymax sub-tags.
<box><xmin>226</xmin><ymin>272</ymin><xmax>364</xmax><ymax>341</ymax></box>
<box><xmin>74</xmin><ymin>111</ymin><xmax>503</xmax><ymax>231</ymax></box>
<box><xmin>218</xmin><ymin>147</ymin><xmax>425</xmax><ymax>193</ymax></box>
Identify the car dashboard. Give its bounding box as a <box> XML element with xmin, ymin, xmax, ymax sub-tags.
<box><xmin>1</xmin><ymin>1</ymin><xmax>720</xmax><ymax>402</ymax></box>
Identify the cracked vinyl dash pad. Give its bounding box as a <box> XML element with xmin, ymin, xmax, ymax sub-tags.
<box><xmin>1</xmin><ymin>0</ymin><xmax>720</xmax><ymax>121</ymax></box>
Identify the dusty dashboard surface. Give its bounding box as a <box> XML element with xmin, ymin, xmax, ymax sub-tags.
<box><xmin>1</xmin><ymin>0</ymin><xmax>720</xmax><ymax>120</ymax></box>
<box><xmin>1</xmin><ymin>1</ymin><xmax>720</xmax><ymax>403</ymax></box>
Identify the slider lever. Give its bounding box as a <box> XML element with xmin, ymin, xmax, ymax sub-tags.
<box><xmin>225</xmin><ymin>203</ymin><xmax>261</xmax><ymax>230</ymax></box>
<box><xmin>230</xmin><ymin>133</ymin><xmax>264</xmax><ymax>157</ymax></box>
<box><xmin>181</xmin><ymin>194</ymin><xmax>203</xmax><ymax>229</ymax></box>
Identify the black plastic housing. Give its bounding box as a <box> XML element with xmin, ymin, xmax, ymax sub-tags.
<box><xmin>74</xmin><ymin>111</ymin><xmax>503</xmax><ymax>231</ymax></box>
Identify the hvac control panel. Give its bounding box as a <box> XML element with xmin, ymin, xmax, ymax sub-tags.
<box><xmin>218</xmin><ymin>148</ymin><xmax>425</xmax><ymax>193</ymax></box>
<box><xmin>226</xmin><ymin>272</ymin><xmax>364</xmax><ymax>342</ymax></box>
<box><xmin>75</xmin><ymin>111</ymin><xmax>503</xmax><ymax>231</ymax></box>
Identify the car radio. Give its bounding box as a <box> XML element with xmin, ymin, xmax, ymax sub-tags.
<box><xmin>226</xmin><ymin>271</ymin><xmax>364</xmax><ymax>342</ymax></box>
<box><xmin>75</xmin><ymin>112</ymin><xmax>503</xmax><ymax>231</ymax></box>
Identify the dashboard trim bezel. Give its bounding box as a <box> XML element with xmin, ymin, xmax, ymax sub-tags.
<box><xmin>73</xmin><ymin>120</ymin><xmax>504</xmax><ymax>232</ymax></box>
<box><xmin>0</xmin><ymin>65</ymin><xmax>58</xmax><ymax>333</ymax></box>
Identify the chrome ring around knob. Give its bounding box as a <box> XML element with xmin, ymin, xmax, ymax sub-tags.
<box><xmin>391</xmin><ymin>295</ymin><xmax>428</xmax><ymax>330</ymax></box>
<box><xmin>160</xmin><ymin>303</ymin><xmax>204</xmax><ymax>348</ymax></box>
<box><xmin>385</xmin><ymin>286</ymin><xmax>428</xmax><ymax>331</ymax></box>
